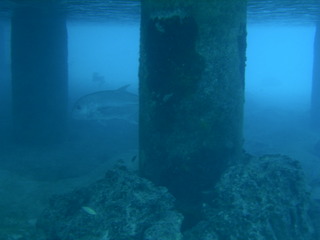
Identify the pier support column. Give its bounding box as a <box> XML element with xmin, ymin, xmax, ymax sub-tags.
<box><xmin>0</xmin><ymin>22</ymin><xmax>5</xmax><ymax>77</ymax></box>
<box><xmin>11</xmin><ymin>5</ymin><xmax>68</xmax><ymax>144</ymax></box>
<box><xmin>311</xmin><ymin>21</ymin><xmax>320</xmax><ymax>128</ymax></box>
<box><xmin>139</xmin><ymin>0</ymin><xmax>246</xmax><ymax>212</ymax></box>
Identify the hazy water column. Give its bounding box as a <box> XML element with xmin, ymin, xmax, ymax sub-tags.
<box><xmin>11</xmin><ymin>5</ymin><xmax>68</xmax><ymax>144</ymax></box>
<box><xmin>139</xmin><ymin>0</ymin><xmax>246</xmax><ymax>217</ymax></box>
<box><xmin>312</xmin><ymin>21</ymin><xmax>320</xmax><ymax>128</ymax></box>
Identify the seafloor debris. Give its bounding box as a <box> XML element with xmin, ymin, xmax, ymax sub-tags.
<box><xmin>37</xmin><ymin>155</ymin><xmax>317</xmax><ymax>240</ymax></box>
<box><xmin>37</xmin><ymin>166</ymin><xmax>183</xmax><ymax>240</ymax></box>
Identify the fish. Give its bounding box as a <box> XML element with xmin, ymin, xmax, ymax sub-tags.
<box><xmin>72</xmin><ymin>85</ymin><xmax>138</xmax><ymax>124</ymax></box>
<box><xmin>81</xmin><ymin>206</ymin><xmax>97</xmax><ymax>215</ymax></box>
<box><xmin>92</xmin><ymin>72</ymin><xmax>105</xmax><ymax>87</ymax></box>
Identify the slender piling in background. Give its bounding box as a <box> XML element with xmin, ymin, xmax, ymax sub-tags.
<box><xmin>0</xmin><ymin>21</ymin><xmax>4</xmax><ymax>76</ymax></box>
<box><xmin>11</xmin><ymin>5</ymin><xmax>68</xmax><ymax>144</ymax></box>
<box><xmin>139</xmin><ymin>0</ymin><xmax>247</xmax><ymax>225</ymax></box>
<box><xmin>311</xmin><ymin>21</ymin><xmax>320</xmax><ymax>128</ymax></box>
<box><xmin>0</xmin><ymin>21</ymin><xmax>11</xmax><ymax>142</ymax></box>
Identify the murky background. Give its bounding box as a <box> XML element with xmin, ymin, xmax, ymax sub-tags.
<box><xmin>0</xmin><ymin>0</ymin><xmax>320</xmax><ymax>238</ymax></box>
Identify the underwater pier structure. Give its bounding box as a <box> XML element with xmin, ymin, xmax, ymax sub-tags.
<box><xmin>0</xmin><ymin>23</ymin><xmax>5</xmax><ymax>77</ymax></box>
<box><xmin>139</xmin><ymin>0</ymin><xmax>247</xmax><ymax>217</ymax></box>
<box><xmin>311</xmin><ymin>21</ymin><xmax>320</xmax><ymax>128</ymax></box>
<box><xmin>11</xmin><ymin>5</ymin><xmax>68</xmax><ymax>144</ymax></box>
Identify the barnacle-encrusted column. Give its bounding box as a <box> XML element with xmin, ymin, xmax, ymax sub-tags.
<box><xmin>139</xmin><ymin>0</ymin><xmax>246</xmax><ymax>212</ymax></box>
<box><xmin>11</xmin><ymin>5</ymin><xmax>68</xmax><ymax>144</ymax></box>
<box><xmin>311</xmin><ymin>21</ymin><xmax>320</xmax><ymax>128</ymax></box>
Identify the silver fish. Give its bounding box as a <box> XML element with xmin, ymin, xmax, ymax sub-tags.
<box><xmin>72</xmin><ymin>85</ymin><xmax>138</xmax><ymax>124</ymax></box>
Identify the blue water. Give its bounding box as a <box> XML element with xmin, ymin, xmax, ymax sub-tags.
<box><xmin>0</xmin><ymin>0</ymin><xmax>320</xmax><ymax>238</ymax></box>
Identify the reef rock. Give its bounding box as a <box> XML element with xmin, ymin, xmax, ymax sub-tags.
<box><xmin>37</xmin><ymin>154</ymin><xmax>316</xmax><ymax>240</ymax></box>
<box><xmin>184</xmin><ymin>154</ymin><xmax>316</xmax><ymax>240</ymax></box>
<box><xmin>37</xmin><ymin>166</ymin><xmax>183</xmax><ymax>240</ymax></box>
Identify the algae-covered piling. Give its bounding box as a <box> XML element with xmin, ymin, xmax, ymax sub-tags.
<box><xmin>139</xmin><ymin>0</ymin><xmax>247</xmax><ymax>209</ymax></box>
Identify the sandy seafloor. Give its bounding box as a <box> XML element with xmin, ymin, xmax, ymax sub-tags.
<box><xmin>0</xmin><ymin>96</ymin><xmax>320</xmax><ymax>239</ymax></box>
<box><xmin>0</xmin><ymin>120</ymin><xmax>139</xmax><ymax>239</ymax></box>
